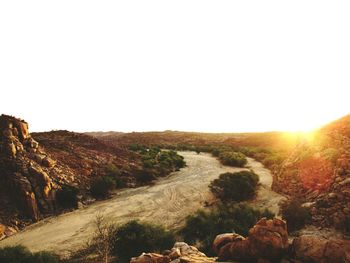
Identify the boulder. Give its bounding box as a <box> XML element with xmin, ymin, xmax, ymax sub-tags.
<box><xmin>212</xmin><ymin>233</ymin><xmax>245</xmax><ymax>255</ymax></box>
<box><xmin>216</xmin><ymin>218</ymin><xmax>289</xmax><ymax>262</ymax></box>
<box><xmin>42</xmin><ymin>156</ymin><xmax>56</xmax><ymax>168</ymax></box>
<box><xmin>130</xmin><ymin>253</ymin><xmax>170</xmax><ymax>263</ymax></box>
<box><xmin>292</xmin><ymin>235</ymin><xmax>350</xmax><ymax>263</ymax></box>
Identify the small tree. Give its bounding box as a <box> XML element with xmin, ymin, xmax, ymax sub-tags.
<box><xmin>209</xmin><ymin>171</ymin><xmax>259</xmax><ymax>202</ymax></box>
<box><xmin>90</xmin><ymin>214</ymin><xmax>116</xmax><ymax>263</ymax></box>
<box><xmin>56</xmin><ymin>185</ymin><xmax>79</xmax><ymax>209</ymax></box>
<box><xmin>90</xmin><ymin>176</ymin><xmax>116</xmax><ymax>199</ymax></box>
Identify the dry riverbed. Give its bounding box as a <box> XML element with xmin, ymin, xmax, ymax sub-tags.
<box><xmin>0</xmin><ymin>151</ymin><xmax>285</xmax><ymax>256</ymax></box>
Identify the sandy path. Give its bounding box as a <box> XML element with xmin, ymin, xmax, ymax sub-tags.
<box><xmin>0</xmin><ymin>152</ymin><xmax>285</xmax><ymax>256</ymax></box>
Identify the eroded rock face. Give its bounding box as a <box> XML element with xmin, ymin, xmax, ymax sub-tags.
<box><xmin>292</xmin><ymin>235</ymin><xmax>350</xmax><ymax>263</ymax></box>
<box><xmin>215</xmin><ymin>218</ymin><xmax>289</xmax><ymax>262</ymax></box>
<box><xmin>0</xmin><ymin>114</ymin><xmax>56</xmax><ymax>221</ymax></box>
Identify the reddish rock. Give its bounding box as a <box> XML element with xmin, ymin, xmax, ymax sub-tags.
<box><xmin>216</xmin><ymin>218</ymin><xmax>289</xmax><ymax>262</ymax></box>
<box><xmin>292</xmin><ymin>235</ymin><xmax>350</xmax><ymax>263</ymax></box>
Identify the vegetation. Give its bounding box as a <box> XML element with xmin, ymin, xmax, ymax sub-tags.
<box><xmin>0</xmin><ymin>245</ymin><xmax>60</xmax><ymax>263</ymax></box>
<box><xmin>104</xmin><ymin>164</ymin><xmax>125</xmax><ymax>187</ymax></box>
<box><xmin>280</xmin><ymin>198</ymin><xmax>311</xmax><ymax>232</ymax></box>
<box><xmin>56</xmin><ymin>185</ymin><xmax>79</xmax><ymax>209</ymax></box>
<box><xmin>90</xmin><ymin>176</ymin><xmax>116</xmax><ymax>199</ymax></box>
<box><xmin>130</xmin><ymin>146</ymin><xmax>186</xmax><ymax>183</ymax></box>
<box><xmin>218</xmin><ymin>151</ymin><xmax>247</xmax><ymax>167</ymax></box>
<box><xmin>209</xmin><ymin>171</ymin><xmax>259</xmax><ymax>202</ymax></box>
<box><xmin>111</xmin><ymin>220</ymin><xmax>175</xmax><ymax>263</ymax></box>
<box><xmin>180</xmin><ymin>203</ymin><xmax>274</xmax><ymax>255</ymax></box>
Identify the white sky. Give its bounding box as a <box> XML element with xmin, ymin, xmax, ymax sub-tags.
<box><xmin>1</xmin><ymin>1</ymin><xmax>350</xmax><ymax>133</ymax></box>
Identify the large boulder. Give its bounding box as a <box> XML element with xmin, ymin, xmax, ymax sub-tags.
<box><xmin>216</xmin><ymin>218</ymin><xmax>289</xmax><ymax>262</ymax></box>
<box><xmin>292</xmin><ymin>235</ymin><xmax>350</xmax><ymax>263</ymax></box>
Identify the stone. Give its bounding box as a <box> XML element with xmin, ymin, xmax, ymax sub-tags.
<box><xmin>169</xmin><ymin>248</ymin><xmax>181</xmax><ymax>260</ymax></box>
<box><xmin>217</xmin><ymin>218</ymin><xmax>289</xmax><ymax>262</ymax></box>
<box><xmin>292</xmin><ymin>235</ymin><xmax>350</xmax><ymax>263</ymax></box>
<box><xmin>130</xmin><ymin>253</ymin><xmax>170</xmax><ymax>263</ymax></box>
<box><xmin>4</xmin><ymin>226</ymin><xmax>17</xmax><ymax>237</ymax></box>
<box><xmin>42</xmin><ymin>156</ymin><xmax>56</xmax><ymax>168</ymax></box>
<box><xmin>212</xmin><ymin>233</ymin><xmax>245</xmax><ymax>255</ymax></box>
<box><xmin>173</xmin><ymin>242</ymin><xmax>206</xmax><ymax>257</ymax></box>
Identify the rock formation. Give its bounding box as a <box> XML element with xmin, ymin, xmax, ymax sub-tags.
<box><xmin>292</xmin><ymin>235</ymin><xmax>350</xmax><ymax>263</ymax></box>
<box><xmin>272</xmin><ymin>115</ymin><xmax>350</xmax><ymax>232</ymax></box>
<box><xmin>0</xmin><ymin>114</ymin><xmax>57</xmax><ymax>221</ymax></box>
<box><xmin>130</xmin><ymin>242</ymin><xmax>216</xmax><ymax>263</ymax></box>
<box><xmin>213</xmin><ymin>218</ymin><xmax>289</xmax><ymax>262</ymax></box>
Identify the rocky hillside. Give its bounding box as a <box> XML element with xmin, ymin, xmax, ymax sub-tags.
<box><xmin>0</xmin><ymin>115</ymin><xmax>141</xmax><ymax>239</ymax></box>
<box><xmin>273</xmin><ymin>115</ymin><xmax>350</xmax><ymax>233</ymax></box>
<box><xmin>32</xmin><ymin>130</ymin><xmax>140</xmax><ymax>190</ymax></box>
<box><xmin>131</xmin><ymin>218</ymin><xmax>350</xmax><ymax>263</ymax></box>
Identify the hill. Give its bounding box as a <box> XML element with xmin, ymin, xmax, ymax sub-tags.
<box><xmin>0</xmin><ymin>115</ymin><xmax>142</xmax><ymax>240</ymax></box>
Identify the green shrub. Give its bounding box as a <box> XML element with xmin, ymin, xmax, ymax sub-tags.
<box><xmin>56</xmin><ymin>185</ymin><xmax>79</xmax><ymax>209</ymax></box>
<box><xmin>90</xmin><ymin>176</ymin><xmax>116</xmax><ymax>199</ymax></box>
<box><xmin>180</xmin><ymin>204</ymin><xmax>274</xmax><ymax>255</ymax></box>
<box><xmin>111</xmin><ymin>221</ymin><xmax>175</xmax><ymax>262</ymax></box>
<box><xmin>135</xmin><ymin>170</ymin><xmax>156</xmax><ymax>183</ymax></box>
<box><xmin>209</xmin><ymin>171</ymin><xmax>259</xmax><ymax>202</ymax></box>
<box><xmin>218</xmin><ymin>151</ymin><xmax>247</xmax><ymax>167</ymax></box>
<box><xmin>105</xmin><ymin>163</ymin><xmax>121</xmax><ymax>177</ymax></box>
<box><xmin>280</xmin><ymin>198</ymin><xmax>311</xmax><ymax>232</ymax></box>
<box><xmin>0</xmin><ymin>245</ymin><xmax>60</xmax><ymax>263</ymax></box>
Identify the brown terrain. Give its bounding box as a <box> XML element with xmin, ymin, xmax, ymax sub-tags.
<box><xmin>1</xmin><ymin>114</ymin><xmax>350</xmax><ymax>262</ymax></box>
<box><xmin>0</xmin><ymin>114</ymin><xmax>142</xmax><ymax>240</ymax></box>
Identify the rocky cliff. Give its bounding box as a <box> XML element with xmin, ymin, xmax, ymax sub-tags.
<box><xmin>272</xmin><ymin>115</ymin><xmax>350</xmax><ymax>232</ymax></box>
<box><xmin>0</xmin><ymin>114</ymin><xmax>58</xmax><ymax>223</ymax></box>
<box><xmin>0</xmin><ymin>115</ymin><xmax>141</xmax><ymax>238</ymax></box>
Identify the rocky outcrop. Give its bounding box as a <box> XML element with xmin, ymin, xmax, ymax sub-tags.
<box><xmin>131</xmin><ymin>242</ymin><xmax>216</xmax><ymax>263</ymax></box>
<box><xmin>272</xmin><ymin>116</ymin><xmax>350</xmax><ymax>232</ymax></box>
<box><xmin>292</xmin><ymin>235</ymin><xmax>350</xmax><ymax>263</ymax></box>
<box><xmin>214</xmin><ymin>218</ymin><xmax>289</xmax><ymax>262</ymax></box>
<box><xmin>0</xmin><ymin>115</ymin><xmax>57</xmax><ymax>222</ymax></box>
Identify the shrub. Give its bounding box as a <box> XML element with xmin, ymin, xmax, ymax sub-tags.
<box><xmin>56</xmin><ymin>185</ymin><xmax>79</xmax><ymax>209</ymax></box>
<box><xmin>209</xmin><ymin>171</ymin><xmax>259</xmax><ymax>202</ymax></box>
<box><xmin>180</xmin><ymin>204</ymin><xmax>274</xmax><ymax>255</ymax></box>
<box><xmin>218</xmin><ymin>151</ymin><xmax>247</xmax><ymax>167</ymax></box>
<box><xmin>90</xmin><ymin>176</ymin><xmax>116</xmax><ymax>199</ymax></box>
<box><xmin>111</xmin><ymin>221</ymin><xmax>175</xmax><ymax>263</ymax></box>
<box><xmin>0</xmin><ymin>245</ymin><xmax>60</xmax><ymax>263</ymax></box>
<box><xmin>105</xmin><ymin>163</ymin><xmax>121</xmax><ymax>177</ymax></box>
<box><xmin>280</xmin><ymin>198</ymin><xmax>311</xmax><ymax>232</ymax></box>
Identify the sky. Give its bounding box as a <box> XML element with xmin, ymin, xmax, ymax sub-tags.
<box><xmin>1</xmin><ymin>1</ymin><xmax>350</xmax><ymax>133</ymax></box>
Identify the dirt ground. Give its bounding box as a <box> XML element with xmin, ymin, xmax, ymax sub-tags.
<box><xmin>0</xmin><ymin>152</ymin><xmax>285</xmax><ymax>256</ymax></box>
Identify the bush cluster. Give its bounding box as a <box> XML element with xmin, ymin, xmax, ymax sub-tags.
<box><xmin>90</xmin><ymin>163</ymin><xmax>127</xmax><ymax>199</ymax></box>
<box><xmin>280</xmin><ymin>198</ymin><xmax>311</xmax><ymax>232</ymax></box>
<box><xmin>111</xmin><ymin>220</ymin><xmax>175</xmax><ymax>262</ymax></box>
<box><xmin>209</xmin><ymin>171</ymin><xmax>259</xmax><ymax>202</ymax></box>
<box><xmin>0</xmin><ymin>245</ymin><xmax>60</xmax><ymax>263</ymax></box>
<box><xmin>180</xmin><ymin>203</ymin><xmax>274</xmax><ymax>255</ymax></box>
<box><xmin>56</xmin><ymin>185</ymin><xmax>79</xmax><ymax>209</ymax></box>
<box><xmin>218</xmin><ymin>151</ymin><xmax>247</xmax><ymax>167</ymax></box>
<box><xmin>90</xmin><ymin>176</ymin><xmax>116</xmax><ymax>199</ymax></box>
<box><xmin>131</xmin><ymin>147</ymin><xmax>186</xmax><ymax>183</ymax></box>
